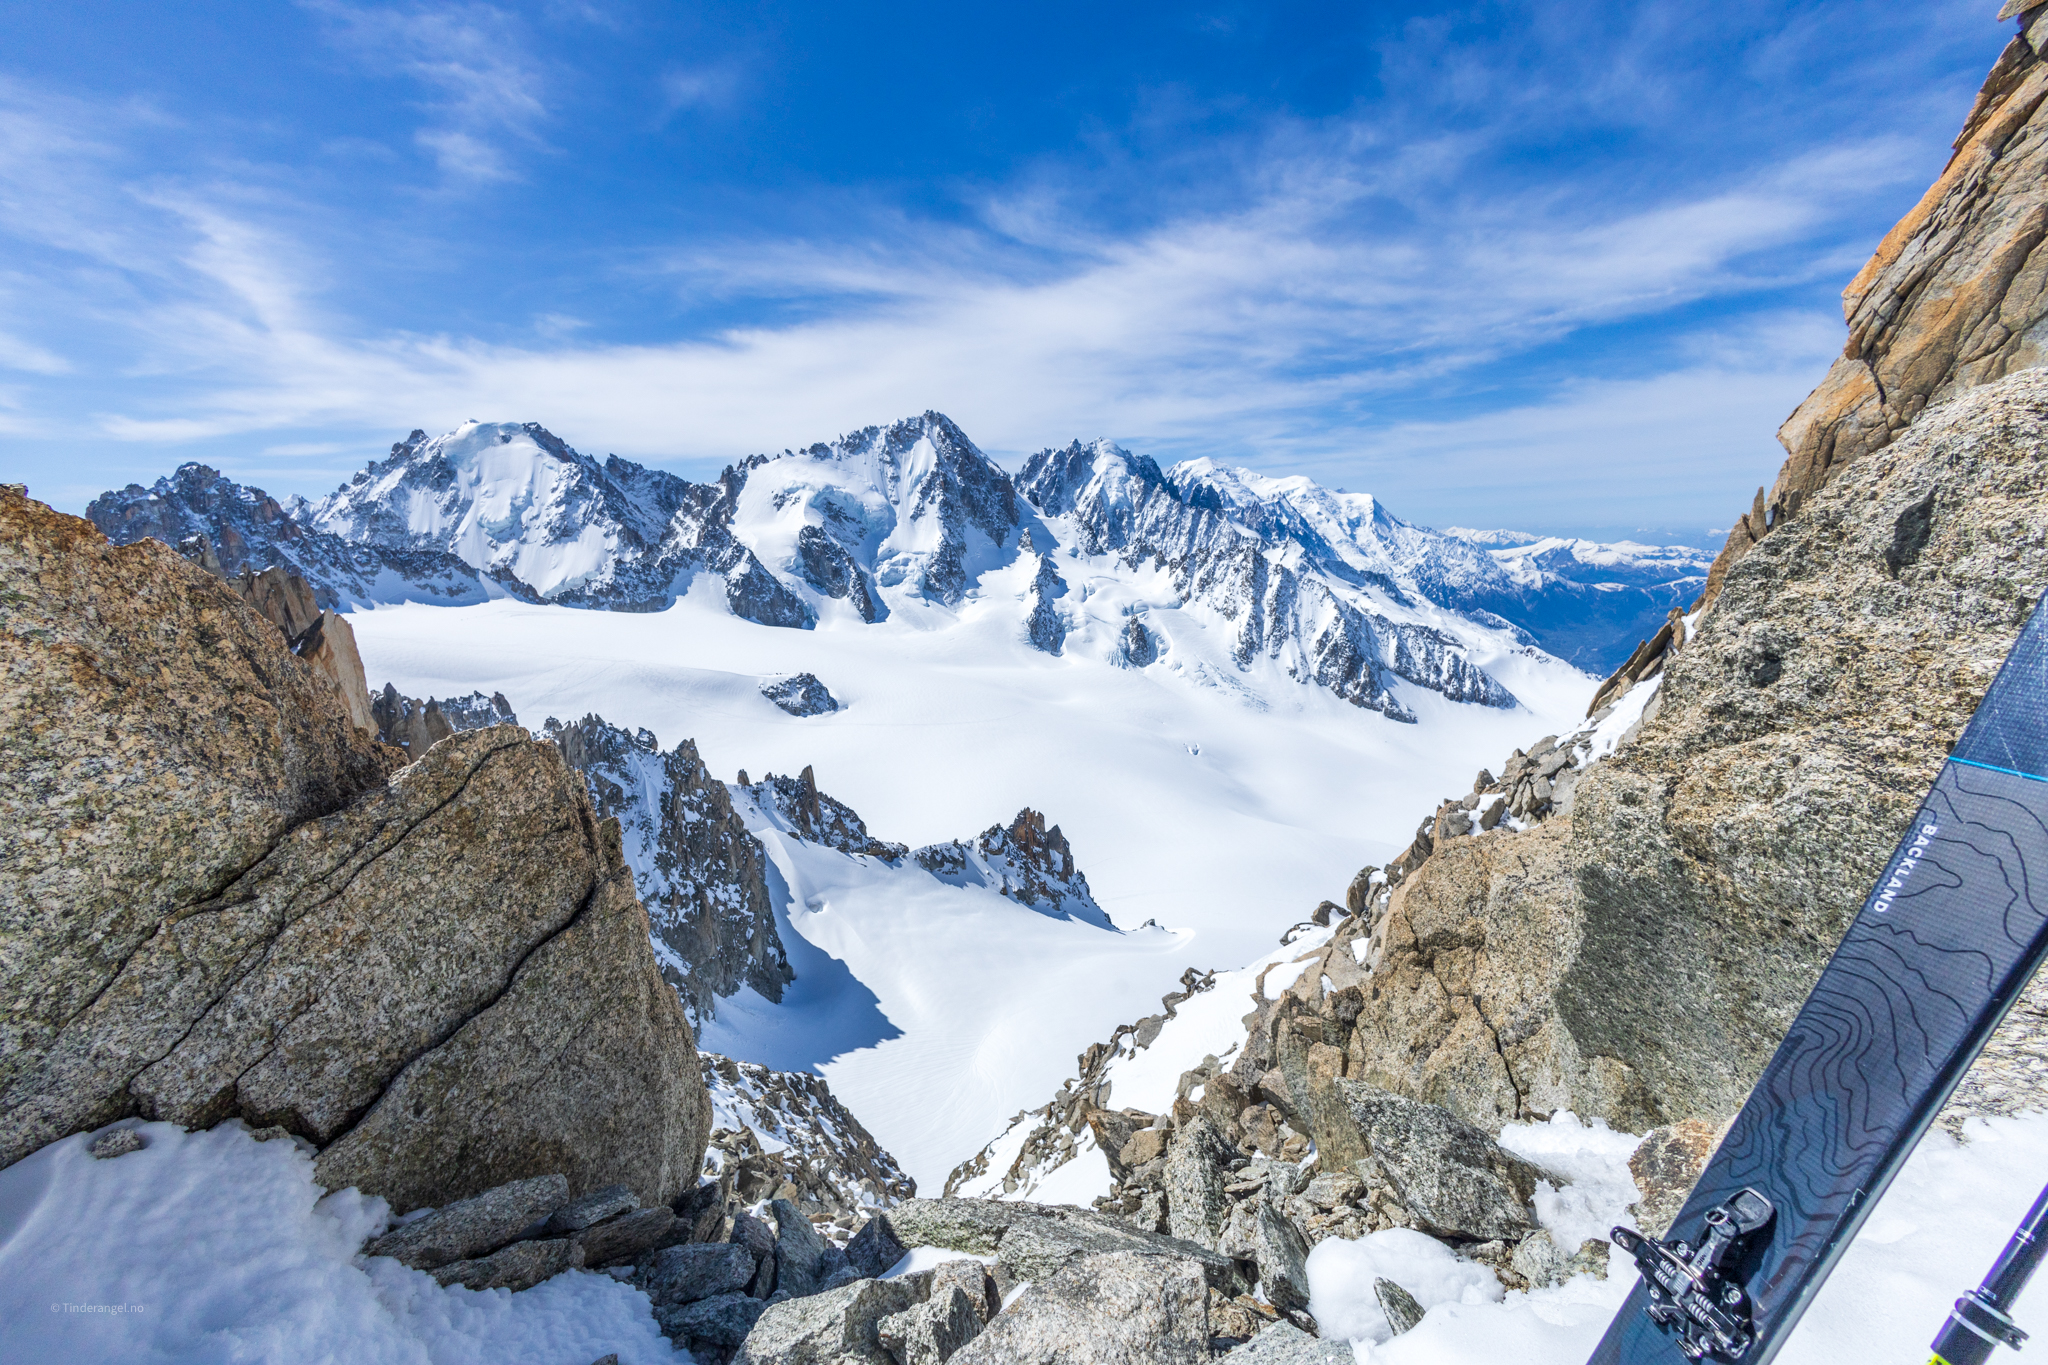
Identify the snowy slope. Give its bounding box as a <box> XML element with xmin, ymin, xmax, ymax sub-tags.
<box><xmin>691</xmin><ymin>774</ymin><xmax>1174</xmax><ymax>1189</ymax></box>
<box><xmin>350</xmin><ymin>556</ymin><xmax>1591</xmax><ymax>1190</ymax></box>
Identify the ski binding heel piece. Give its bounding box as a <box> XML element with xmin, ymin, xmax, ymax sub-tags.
<box><xmin>1611</xmin><ymin>1188</ymin><xmax>1776</xmax><ymax>1362</ymax></box>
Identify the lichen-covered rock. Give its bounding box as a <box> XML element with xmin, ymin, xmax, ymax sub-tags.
<box><xmin>1374</xmin><ymin>1278</ymin><xmax>1425</xmax><ymax>1336</ymax></box>
<box><xmin>1324</xmin><ymin>1081</ymin><xmax>1538</xmax><ymax>1242</ymax></box>
<box><xmin>1224</xmin><ymin>1321</ymin><xmax>1353</xmax><ymax>1363</ymax></box>
<box><xmin>1163</xmin><ymin>1113</ymin><xmax>1234</xmax><ymax>1249</ymax></box>
<box><xmin>877</xmin><ymin>1284</ymin><xmax>982</xmax><ymax>1365</ymax></box>
<box><xmin>430</xmin><ymin>1236</ymin><xmax>582</xmax><ymax>1291</ymax></box>
<box><xmin>368</xmin><ymin>1173</ymin><xmax>568</xmax><ymax>1269</ymax></box>
<box><xmin>947</xmin><ymin>1251</ymin><xmax>1211</xmax><ymax>1365</ymax></box>
<box><xmin>734</xmin><ymin>1277</ymin><xmax>923</xmax><ymax>1365</ymax></box>
<box><xmin>0</xmin><ymin>491</ymin><xmax>711</xmax><ymax>1207</ymax></box>
<box><xmin>1626</xmin><ymin>1118</ymin><xmax>1726</xmax><ymax>1238</ymax></box>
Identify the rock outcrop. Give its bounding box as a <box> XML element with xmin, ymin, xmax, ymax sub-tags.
<box><xmin>1344</xmin><ymin>367</ymin><xmax>2048</xmax><ymax>1135</ymax></box>
<box><xmin>702</xmin><ymin>1052</ymin><xmax>917</xmax><ymax>1230</ymax></box>
<box><xmin>762</xmin><ymin>672</ymin><xmax>842</xmax><ymax>716</ymax></box>
<box><xmin>373</xmin><ymin>684</ymin><xmax>517</xmax><ymax>755</ymax></box>
<box><xmin>548</xmin><ymin>714</ymin><xmax>792</xmax><ymax>1023</ymax></box>
<box><xmin>915</xmin><ymin>809</ymin><xmax>1108</xmax><ymax>924</ymax></box>
<box><xmin>0</xmin><ymin>489</ymin><xmax>710</xmax><ymax>1208</ymax></box>
<box><xmin>1703</xmin><ymin>17</ymin><xmax>2048</xmax><ymax>607</ymax></box>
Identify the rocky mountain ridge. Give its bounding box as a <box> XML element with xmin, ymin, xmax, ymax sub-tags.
<box><xmin>545</xmin><ymin>714</ymin><xmax>796</xmax><ymax>1027</ymax></box>
<box><xmin>88</xmin><ymin>414</ymin><xmax>1706</xmax><ymax>734</ymax></box>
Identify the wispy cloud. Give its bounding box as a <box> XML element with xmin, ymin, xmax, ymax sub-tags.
<box><xmin>0</xmin><ymin>0</ymin><xmax>1994</xmax><ymax>534</ymax></box>
<box><xmin>302</xmin><ymin>1</ymin><xmax>549</xmax><ymax>183</ymax></box>
<box><xmin>661</xmin><ymin>64</ymin><xmax>744</xmax><ymax>115</ymax></box>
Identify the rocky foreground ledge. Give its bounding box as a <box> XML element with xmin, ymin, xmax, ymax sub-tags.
<box><xmin>0</xmin><ymin>487</ymin><xmax>710</xmax><ymax>1206</ymax></box>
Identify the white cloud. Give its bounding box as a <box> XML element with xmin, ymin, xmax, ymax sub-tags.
<box><xmin>661</xmin><ymin>64</ymin><xmax>743</xmax><ymax>114</ymax></box>
<box><xmin>302</xmin><ymin>1</ymin><xmax>550</xmax><ymax>183</ymax></box>
<box><xmin>0</xmin><ymin>2</ymin><xmax>1958</xmax><ymax>535</ymax></box>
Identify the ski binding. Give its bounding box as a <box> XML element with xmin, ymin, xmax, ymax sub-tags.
<box><xmin>1611</xmin><ymin>1188</ymin><xmax>1776</xmax><ymax>1361</ymax></box>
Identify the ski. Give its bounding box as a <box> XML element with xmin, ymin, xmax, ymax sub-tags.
<box><xmin>1590</xmin><ymin>590</ymin><xmax>2048</xmax><ymax>1365</ymax></box>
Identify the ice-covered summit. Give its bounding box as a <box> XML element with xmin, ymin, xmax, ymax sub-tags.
<box><xmin>730</xmin><ymin>412</ymin><xmax>1021</xmax><ymax>622</ymax></box>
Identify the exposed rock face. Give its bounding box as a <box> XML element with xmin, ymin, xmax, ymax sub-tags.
<box><xmin>702</xmin><ymin>1052</ymin><xmax>916</xmax><ymax>1228</ymax></box>
<box><xmin>1</xmin><ymin>490</ymin><xmax>394</xmax><ymax>1166</ymax></box>
<box><xmin>947</xmin><ymin>1251</ymin><xmax>1212</xmax><ymax>1365</ymax></box>
<box><xmin>742</xmin><ymin>764</ymin><xmax>909</xmax><ymax>860</ymax></box>
<box><xmin>374</xmin><ymin>684</ymin><xmax>517</xmax><ymax>756</ymax></box>
<box><xmin>1335</xmin><ymin>368</ymin><xmax>2048</xmax><ymax>1134</ymax></box>
<box><xmin>1022</xmin><ymin>531</ymin><xmax>1068</xmax><ymax>654</ymax></box>
<box><xmin>1017</xmin><ymin>440</ymin><xmax>1515</xmax><ymax>720</ymax></box>
<box><xmin>166</xmin><ymin>547</ymin><xmax>380</xmax><ymax>736</ymax></box>
<box><xmin>795</xmin><ymin>525</ymin><xmax>884</xmax><ymax>623</ymax></box>
<box><xmin>914</xmin><ymin>809</ymin><xmax>1108</xmax><ymax>924</ymax></box>
<box><xmin>0</xmin><ymin>490</ymin><xmax>710</xmax><ymax>1205</ymax></box>
<box><xmin>762</xmin><ymin>672</ymin><xmax>842</xmax><ymax>716</ymax></box>
<box><xmin>1705</xmin><ymin>26</ymin><xmax>2048</xmax><ymax>606</ymax></box>
<box><xmin>548</xmin><ymin>714</ymin><xmax>791</xmax><ymax>1023</ymax></box>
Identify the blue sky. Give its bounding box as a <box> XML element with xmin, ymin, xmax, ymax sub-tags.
<box><xmin>0</xmin><ymin>0</ymin><xmax>2004</xmax><ymax>541</ymax></box>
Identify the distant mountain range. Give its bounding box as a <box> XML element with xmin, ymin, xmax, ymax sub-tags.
<box><xmin>87</xmin><ymin>414</ymin><xmax>1710</xmax><ymax>709</ymax></box>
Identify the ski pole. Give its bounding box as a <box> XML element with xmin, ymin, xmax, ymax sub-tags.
<box><xmin>1932</xmin><ymin>1181</ymin><xmax>2048</xmax><ymax>1365</ymax></box>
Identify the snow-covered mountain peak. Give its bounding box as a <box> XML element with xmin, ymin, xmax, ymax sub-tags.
<box><xmin>735</xmin><ymin>411</ymin><xmax>1021</xmax><ymax>613</ymax></box>
<box><xmin>309</xmin><ymin>421</ymin><xmax>694</xmax><ymax>600</ymax></box>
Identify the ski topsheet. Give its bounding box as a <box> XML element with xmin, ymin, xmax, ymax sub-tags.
<box><xmin>1590</xmin><ymin>592</ymin><xmax>2048</xmax><ymax>1365</ymax></box>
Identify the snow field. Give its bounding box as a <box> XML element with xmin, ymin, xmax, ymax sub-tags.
<box><xmin>0</xmin><ymin>1122</ymin><xmax>682</xmax><ymax>1365</ymax></box>
<box><xmin>352</xmin><ymin>572</ymin><xmax>1588</xmax><ymax>1191</ymax></box>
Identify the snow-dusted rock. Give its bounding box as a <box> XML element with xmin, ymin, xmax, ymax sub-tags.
<box><xmin>736</xmin><ymin>412</ymin><xmax>1021</xmax><ymax>611</ymax></box>
<box><xmin>702</xmin><ymin>1053</ymin><xmax>916</xmax><ymax>1226</ymax></box>
<box><xmin>547</xmin><ymin>714</ymin><xmax>791</xmax><ymax>1024</ymax></box>
<box><xmin>740</xmin><ymin>765</ymin><xmax>909</xmax><ymax>860</ymax></box>
<box><xmin>86</xmin><ymin>462</ymin><xmax>500</xmax><ymax>611</ymax></box>
<box><xmin>912</xmin><ymin>808</ymin><xmax>1108</xmax><ymax>926</ymax></box>
<box><xmin>1017</xmin><ymin>438</ymin><xmax>1517</xmax><ymax>720</ymax></box>
<box><xmin>367</xmin><ymin>1174</ymin><xmax>569</xmax><ymax>1270</ymax></box>
<box><xmin>761</xmin><ymin>672</ymin><xmax>842</xmax><ymax>716</ymax></box>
